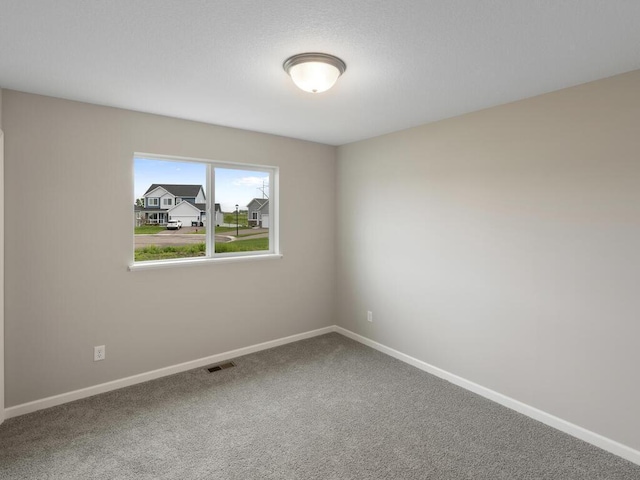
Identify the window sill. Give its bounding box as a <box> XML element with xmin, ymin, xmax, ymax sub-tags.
<box><xmin>128</xmin><ymin>253</ymin><xmax>283</xmax><ymax>272</ymax></box>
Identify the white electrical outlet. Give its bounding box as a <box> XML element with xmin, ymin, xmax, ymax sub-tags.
<box><xmin>94</xmin><ymin>345</ymin><xmax>106</xmax><ymax>361</ymax></box>
<box><xmin>367</xmin><ymin>311</ymin><xmax>373</xmax><ymax>322</ymax></box>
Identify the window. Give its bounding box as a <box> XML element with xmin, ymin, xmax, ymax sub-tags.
<box><xmin>133</xmin><ymin>154</ymin><xmax>278</xmax><ymax>266</ymax></box>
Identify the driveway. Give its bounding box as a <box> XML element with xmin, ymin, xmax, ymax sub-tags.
<box><xmin>135</xmin><ymin>232</ymin><xmax>229</xmax><ymax>249</ymax></box>
<box><xmin>135</xmin><ymin>227</ymin><xmax>268</xmax><ymax>248</ymax></box>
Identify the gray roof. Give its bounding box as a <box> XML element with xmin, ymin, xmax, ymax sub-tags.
<box><xmin>247</xmin><ymin>198</ymin><xmax>269</xmax><ymax>210</ymax></box>
<box><xmin>144</xmin><ymin>184</ymin><xmax>204</xmax><ymax>198</ymax></box>
<box><xmin>140</xmin><ymin>200</ymin><xmax>215</xmax><ymax>213</ymax></box>
<box><xmin>137</xmin><ymin>207</ymin><xmax>165</xmax><ymax>212</ymax></box>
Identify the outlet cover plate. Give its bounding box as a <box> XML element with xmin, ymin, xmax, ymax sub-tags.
<box><xmin>94</xmin><ymin>345</ymin><xmax>105</xmax><ymax>361</ymax></box>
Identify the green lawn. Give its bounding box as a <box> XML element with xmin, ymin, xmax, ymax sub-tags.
<box><xmin>215</xmin><ymin>226</ymin><xmax>242</xmax><ymax>233</ymax></box>
<box><xmin>215</xmin><ymin>237</ymin><xmax>268</xmax><ymax>253</ymax></box>
<box><xmin>135</xmin><ymin>237</ymin><xmax>269</xmax><ymax>261</ymax></box>
<box><xmin>134</xmin><ymin>225</ymin><xmax>165</xmax><ymax>234</ymax></box>
<box><xmin>223</xmin><ymin>212</ymin><xmax>248</xmax><ymax>225</ymax></box>
<box><xmin>134</xmin><ymin>243</ymin><xmax>206</xmax><ymax>261</ymax></box>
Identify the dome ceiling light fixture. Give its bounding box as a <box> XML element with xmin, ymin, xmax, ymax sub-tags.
<box><xmin>283</xmin><ymin>53</ymin><xmax>347</xmax><ymax>93</ymax></box>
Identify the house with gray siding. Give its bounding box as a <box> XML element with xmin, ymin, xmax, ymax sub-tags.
<box><xmin>247</xmin><ymin>198</ymin><xmax>269</xmax><ymax>228</ymax></box>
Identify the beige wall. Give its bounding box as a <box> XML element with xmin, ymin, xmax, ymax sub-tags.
<box><xmin>336</xmin><ymin>71</ymin><xmax>640</xmax><ymax>450</ymax></box>
<box><xmin>2</xmin><ymin>90</ymin><xmax>336</xmax><ymax>406</ymax></box>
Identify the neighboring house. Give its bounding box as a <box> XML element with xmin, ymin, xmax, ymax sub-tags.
<box><xmin>137</xmin><ymin>184</ymin><xmax>223</xmax><ymax>226</ymax></box>
<box><xmin>247</xmin><ymin>198</ymin><xmax>269</xmax><ymax>228</ymax></box>
<box><xmin>134</xmin><ymin>204</ymin><xmax>144</xmax><ymax>227</ymax></box>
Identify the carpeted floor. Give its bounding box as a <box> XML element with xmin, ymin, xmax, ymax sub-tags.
<box><xmin>1</xmin><ymin>333</ymin><xmax>639</xmax><ymax>479</ymax></box>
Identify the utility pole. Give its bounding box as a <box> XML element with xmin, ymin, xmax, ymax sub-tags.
<box><xmin>257</xmin><ymin>180</ymin><xmax>269</xmax><ymax>199</ymax></box>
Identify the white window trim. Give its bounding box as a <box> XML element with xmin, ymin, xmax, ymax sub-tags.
<box><xmin>129</xmin><ymin>253</ymin><xmax>283</xmax><ymax>271</ymax></box>
<box><xmin>132</xmin><ymin>152</ymin><xmax>280</xmax><ymax>270</ymax></box>
<box><xmin>148</xmin><ymin>198</ymin><xmax>159</xmax><ymax>206</ymax></box>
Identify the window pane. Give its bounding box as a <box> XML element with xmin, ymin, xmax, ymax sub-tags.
<box><xmin>214</xmin><ymin>168</ymin><xmax>270</xmax><ymax>254</ymax></box>
<box><xmin>134</xmin><ymin>158</ymin><xmax>207</xmax><ymax>262</ymax></box>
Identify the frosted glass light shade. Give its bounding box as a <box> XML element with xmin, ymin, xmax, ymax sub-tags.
<box><xmin>284</xmin><ymin>53</ymin><xmax>346</xmax><ymax>93</ymax></box>
<box><xmin>288</xmin><ymin>62</ymin><xmax>340</xmax><ymax>93</ymax></box>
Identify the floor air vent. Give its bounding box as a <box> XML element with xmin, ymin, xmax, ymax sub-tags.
<box><xmin>207</xmin><ymin>362</ymin><xmax>236</xmax><ymax>373</ymax></box>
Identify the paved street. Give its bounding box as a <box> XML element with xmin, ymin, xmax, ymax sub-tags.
<box><xmin>134</xmin><ymin>227</ymin><xmax>268</xmax><ymax>248</ymax></box>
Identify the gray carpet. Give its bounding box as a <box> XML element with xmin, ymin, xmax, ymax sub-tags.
<box><xmin>1</xmin><ymin>333</ymin><xmax>639</xmax><ymax>479</ymax></box>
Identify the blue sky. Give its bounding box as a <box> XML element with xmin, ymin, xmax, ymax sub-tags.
<box><xmin>134</xmin><ymin>158</ymin><xmax>269</xmax><ymax>212</ymax></box>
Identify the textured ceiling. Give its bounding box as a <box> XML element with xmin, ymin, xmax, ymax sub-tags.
<box><xmin>1</xmin><ymin>1</ymin><xmax>639</xmax><ymax>145</ymax></box>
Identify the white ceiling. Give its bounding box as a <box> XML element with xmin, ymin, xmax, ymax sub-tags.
<box><xmin>1</xmin><ymin>1</ymin><xmax>639</xmax><ymax>146</ymax></box>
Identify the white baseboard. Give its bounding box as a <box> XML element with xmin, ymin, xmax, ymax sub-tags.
<box><xmin>4</xmin><ymin>325</ymin><xmax>334</xmax><ymax>419</ymax></box>
<box><xmin>334</xmin><ymin>326</ymin><xmax>640</xmax><ymax>467</ymax></box>
<box><xmin>5</xmin><ymin>324</ymin><xmax>639</xmax><ymax>467</ymax></box>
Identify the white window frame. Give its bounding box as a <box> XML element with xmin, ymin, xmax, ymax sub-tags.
<box><xmin>148</xmin><ymin>197</ymin><xmax>159</xmax><ymax>206</ymax></box>
<box><xmin>130</xmin><ymin>153</ymin><xmax>280</xmax><ymax>271</ymax></box>
<box><xmin>163</xmin><ymin>198</ymin><xmax>173</xmax><ymax>206</ymax></box>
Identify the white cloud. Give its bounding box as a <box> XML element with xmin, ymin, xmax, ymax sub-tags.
<box><xmin>233</xmin><ymin>176</ymin><xmax>269</xmax><ymax>187</ymax></box>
